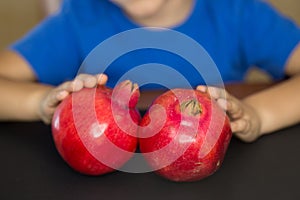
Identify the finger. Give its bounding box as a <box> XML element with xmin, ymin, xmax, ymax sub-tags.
<box><xmin>46</xmin><ymin>81</ymin><xmax>77</xmax><ymax>107</ymax></box>
<box><xmin>223</xmin><ymin>95</ymin><xmax>244</xmax><ymax>120</ymax></box>
<box><xmin>45</xmin><ymin>90</ymin><xmax>64</xmax><ymax>108</ymax></box>
<box><xmin>230</xmin><ymin>119</ymin><xmax>249</xmax><ymax>134</ymax></box>
<box><xmin>44</xmin><ymin>81</ymin><xmax>76</xmax><ymax>107</ymax></box>
<box><xmin>40</xmin><ymin>105</ymin><xmax>56</xmax><ymax>124</ymax></box>
<box><xmin>196</xmin><ymin>85</ymin><xmax>208</xmax><ymax>93</ymax></box>
<box><xmin>41</xmin><ymin>115</ymin><xmax>51</xmax><ymax>125</ymax></box>
<box><xmin>197</xmin><ymin>85</ymin><xmax>228</xmax><ymax>100</ymax></box>
<box><xmin>197</xmin><ymin>86</ymin><xmax>230</xmax><ymax>111</ymax></box>
<box><xmin>216</xmin><ymin>98</ymin><xmax>228</xmax><ymax>110</ymax></box>
<box><xmin>45</xmin><ymin>74</ymin><xmax>108</xmax><ymax>110</ymax></box>
<box><xmin>75</xmin><ymin>73</ymin><xmax>108</xmax><ymax>88</ymax></box>
<box><xmin>75</xmin><ymin>74</ymin><xmax>98</xmax><ymax>89</ymax></box>
<box><xmin>46</xmin><ymin>74</ymin><xmax>106</xmax><ymax>108</ymax></box>
<box><xmin>56</xmin><ymin>90</ymin><xmax>69</xmax><ymax>101</ymax></box>
<box><xmin>207</xmin><ymin>86</ymin><xmax>227</xmax><ymax>100</ymax></box>
<box><xmin>234</xmin><ymin>130</ymin><xmax>259</xmax><ymax>143</ymax></box>
<box><xmin>63</xmin><ymin>79</ymin><xmax>84</xmax><ymax>92</ymax></box>
<box><xmin>52</xmin><ymin>80</ymin><xmax>78</xmax><ymax>93</ymax></box>
<box><xmin>97</xmin><ymin>73</ymin><xmax>108</xmax><ymax>85</ymax></box>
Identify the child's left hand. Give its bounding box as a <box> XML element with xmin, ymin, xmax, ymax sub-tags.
<box><xmin>197</xmin><ymin>85</ymin><xmax>262</xmax><ymax>142</ymax></box>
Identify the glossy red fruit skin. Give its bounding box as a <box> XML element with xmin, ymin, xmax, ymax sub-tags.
<box><xmin>51</xmin><ymin>81</ymin><xmax>140</xmax><ymax>175</ymax></box>
<box><xmin>139</xmin><ymin>89</ymin><xmax>232</xmax><ymax>182</ymax></box>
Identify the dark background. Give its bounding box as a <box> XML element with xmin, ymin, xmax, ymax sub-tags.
<box><xmin>0</xmin><ymin>121</ymin><xmax>299</xmax><ymax>200</ymax></box>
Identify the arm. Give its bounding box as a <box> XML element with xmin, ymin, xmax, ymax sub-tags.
<box><xmin>244</xmin><ymin>42</ymin><xmax>300</xmax><ymax>135</ymax></box>
<box><xmin>0</xmin><ymin>50</ymin><xmax>107</xmax><ymax>124</ymax></box>
<box><xmin>0</xmin><ymin>50</ymin><xmax>51</xmax><ymax>122</ymax></box>
<box><xmin>198</xmin><ymin>42</ymin><xmax>300</xmax><ymax>142</ymax></box>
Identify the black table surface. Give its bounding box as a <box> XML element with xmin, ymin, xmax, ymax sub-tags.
<box><xmin>0</xmin><ymin>121</ymin><xmax>299</xmax><ymax>200</ymax></box>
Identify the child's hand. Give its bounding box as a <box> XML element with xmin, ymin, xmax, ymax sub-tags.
<box><xmin>39</xmin><ymin>74</ymin><xmax>108</xmax><ymax>124</ymax></box>
<box><xmin>197</xmin><ymin>85</ymin><xmax>262</xmax><ymax>143</ymax></box>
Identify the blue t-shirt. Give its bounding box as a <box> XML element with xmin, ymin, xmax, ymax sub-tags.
<box><xmin>10</xmin><ymin>0</ymin><xmax>300</xmax><ymax>89</ymax></box>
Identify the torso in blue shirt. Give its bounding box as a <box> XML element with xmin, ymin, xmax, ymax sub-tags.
<box><xmin>11</xmin><ymin>0</ymin><xmax>300</xmax><ymax>89</ymax></box>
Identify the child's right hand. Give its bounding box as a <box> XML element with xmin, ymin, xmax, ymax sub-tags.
<box><xmin>38</xmin><ymin>73</ymin><xmax>108</xmax><ymax>124</ymax></box>
<box><xmin>196</xmin><ymin>85</ymin><xmax>262</xmax><ymax>143</ymax></box>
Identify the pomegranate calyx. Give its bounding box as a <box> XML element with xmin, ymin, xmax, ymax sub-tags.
<box><xmin>180</xmin><ymin>99</ymin><xmax>202</xmax><ymax>116</ymax></box>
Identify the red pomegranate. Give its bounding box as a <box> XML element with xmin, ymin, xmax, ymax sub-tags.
<box><xmin>139</xmin><ymin>88</ymin><xmax>232</xmax><ymax>182</ymax></box>
<box><xmin>52</xmin><ymin>80</ymin><xmax>140</xmax><ymax>175</ymax></box>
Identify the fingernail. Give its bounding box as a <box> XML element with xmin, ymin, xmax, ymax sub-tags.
<box><xmin>97</xmin><ymin>74</ymin><xmax>107</xmax><ymax>84</ymax></box>
<box><xmin>196</xmin><ymin>86</ymin><xmax>206</xmax><ymax>92</ymax></box>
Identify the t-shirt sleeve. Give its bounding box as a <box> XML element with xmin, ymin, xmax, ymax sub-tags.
<box><xmin>240</xmin><ymin>0</ymin><xmax>300</xmax><ymax>80</ymax></box>
<box><xmin>9</xmin><ymin>0</ymin><xmax>81</xmax><ymax>85</ymax></box>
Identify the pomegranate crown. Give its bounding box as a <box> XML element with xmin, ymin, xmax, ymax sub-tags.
<box><xmin>112</xmin><ymin>80</ymin><xmax>140</xmax><ymax>108</ymax></box>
